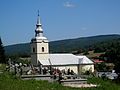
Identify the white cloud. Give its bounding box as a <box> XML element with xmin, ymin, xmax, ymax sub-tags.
<box><xmin>63</xmin><ymin>2</ymin><xmax>76</xmax><ymax>8</ymax></box>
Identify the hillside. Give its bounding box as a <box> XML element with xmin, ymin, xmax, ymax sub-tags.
<box><xmin>5</xmin><ymin>43</ymin><xmax>30</xmax><ymax>56</ymax></box>
<box><xmin>4</xmin><ymin>34</ymin><xmax>120</xmax><ymax>56</ymax></box>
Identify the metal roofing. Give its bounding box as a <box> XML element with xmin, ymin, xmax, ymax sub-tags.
<box><xmin>39</xmin><ymin>54</ymin><xmax>93</xmax><ymax>66</ymax></box>
<box><xmin>76</xmin><ymin>56</ymin><xmax>93</xmax><ymax>64</ymax></box>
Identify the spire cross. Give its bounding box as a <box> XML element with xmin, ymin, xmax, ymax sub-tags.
<box><xmin>38</xmin><ymin>10</ymin><xmax>39</xmax><ymax>16</ymax></box>
<box><xmin>37</xmin><ymin>10</ymin><xmax>40</xmax><ymax>24</ymax></box>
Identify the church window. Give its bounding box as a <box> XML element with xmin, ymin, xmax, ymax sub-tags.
<box><xmin>33</xmin><ymin>47</ymin><xmax>35</xmax><ymax>53</ymax></box>
<box><xmin>42</xmin><ymin>47</ymin><xmax>44</xmax><ymax>52</ymax></box>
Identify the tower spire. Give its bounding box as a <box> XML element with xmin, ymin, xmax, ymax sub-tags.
<box><xmin>35</xmin><ymin>11</ymin><xmax>43</xmax><ymax>37</ymax></box>
<box><xmin>38</xmin><ymin>10</ymin><xmax>39</xmax><ymax>16</ymax></box>
<box><xmin>37</xmin><ymin>10</ymin><xmax>40</xmax><ymax>25</ymax></box>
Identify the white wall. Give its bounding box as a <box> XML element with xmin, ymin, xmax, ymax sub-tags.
<box><xmin>37</xmin><ymin>54</ymin><xmax>49</xmax><ymax>61</ymax></box>
<box><xmin>37</xmin><ymin>42</ymin><xmax>49</xmax><ymax>54</ymax></box>
<box><xmin>79</xmin><ymin>64</ymin><xmax>94</xmax><ymax>73</ymax></box>
<box><xmin>53</xmin><ymin>65</ymin><xmax>78</xmax><ymax>74</ymax></box>
<box><xmin>31</xmin><ymin>38</ymin><xmax>49</xmax><ymax>66</ymax></box>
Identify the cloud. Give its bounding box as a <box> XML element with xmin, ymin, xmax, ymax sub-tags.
<box><xmin>63</xmin><ymin>2</ymin><xmax>76</xmax><ymax>8</ymax></box>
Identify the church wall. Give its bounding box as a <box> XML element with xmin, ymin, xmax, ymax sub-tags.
<box><xmin>31</xmin><ymin>43</ymin><xmax>37</xmax><ymax>65</ymax></box>
<box><xmin>31</xmin><ymin>54</ymin><xmax>37</xmax><ymax>65</ymax></box>
<box><xmin>79</xmin><ymin>64</ymin><xmax>94</xmax><ymax>73</ymax></box>
<box><xmin>36</xmin><ymin>42</ymin><xmax>49</xmax><ymax>53</ymax></box>
<box><xmin>53</xmin><ymin>65</ymin><xmax>78</xmax><ymax>74</ymax></box>
<box><xmin>31</xmin><ymin>43</ymin><xmax>37</xmax><ymax>54</ymax></box>
<box><xmin>37</xmin><ymin>54</ymin><xmax>49</xmax><ymax>61</ymax></box>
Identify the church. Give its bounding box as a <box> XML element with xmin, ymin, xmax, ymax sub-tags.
<box><xmin>30</xmin><ymin>13</ymin><xmax>94</xmax><ymax>74</ymax></box>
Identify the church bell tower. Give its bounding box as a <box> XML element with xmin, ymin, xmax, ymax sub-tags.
<box><xmin>31</xmin><ymin>12</ymin><xmax>49</xmax><ymax>66</ymax></box>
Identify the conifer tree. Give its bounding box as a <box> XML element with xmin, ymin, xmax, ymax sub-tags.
<box><xmin>0</xmin><ymin>37</ymin><xmax>6</xmax><ymax>63</ymax></box>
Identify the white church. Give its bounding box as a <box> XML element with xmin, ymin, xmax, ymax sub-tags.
<box><xmin>30</xmin><ymin>14</ymin><xmax>94</xmax><ymax>74</ymax></box>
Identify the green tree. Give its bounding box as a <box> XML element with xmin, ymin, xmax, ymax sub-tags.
<box><xmin>105</xmin><ymin>39</ymin><xmax>120</xmax><ymax>73</ymax></box>
<box><xmin>95</xmin><ymin>62</ymin><xmax>107</xmax><ymax>71</ymax></box>
<box><xmin>0</xmin><ymin>37</ymin><xmax>6</xmax><ymax>63</ymax></box>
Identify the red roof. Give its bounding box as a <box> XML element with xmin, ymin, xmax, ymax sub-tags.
<box><xmin>93</xmin><ymin>59</ymin><xmax>104</xmax><ymax>63</ymax></box>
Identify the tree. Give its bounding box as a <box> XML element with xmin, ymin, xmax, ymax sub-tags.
<box><xmin>0</xmin><ymin>37</ymin><xmax>6</xmax><ymax>63</ymax></box>
<box><xmin>105</xmin><ymin>39</ymin><xmax>120</xmax><ymax>73</ymax></box>
<box><xmin>95</xmin><ymin>62</ymin><xmax>107</xmax><ymax>71</ymax></box>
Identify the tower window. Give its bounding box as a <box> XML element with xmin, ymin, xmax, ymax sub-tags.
<box><xmin>42</xmin><ymin>47</ymin><xmax>44</xmax><ymax>52</ymax></box>
<box><xmin>33</xmin><ymin>47</ymin><xmax>35</xmax><ymax>53</ymax></box>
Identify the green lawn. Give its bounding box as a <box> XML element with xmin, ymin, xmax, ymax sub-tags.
<box><xmin>87</xmin><ymin>77</ymin><xmax>120</xmax><ymax>90</ymax></box>
<box><xmin>0</xmin><ymin>72</ymin><xmax>120</xmax><ymax>90</ymax></box>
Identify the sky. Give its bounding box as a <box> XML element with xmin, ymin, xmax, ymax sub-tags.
<box><xmin>0</xmin><ymin>0</ymin><xmax>120</xmax><ymax>46</ymax></box>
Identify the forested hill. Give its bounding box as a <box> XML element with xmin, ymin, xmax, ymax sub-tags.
<box><xmin>4</xmin><ymin>34</ymin><xmax>120</xmax><ymax>56</ymax></box>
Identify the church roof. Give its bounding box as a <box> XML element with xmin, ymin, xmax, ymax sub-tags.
<box><xmin>76</xmin><ymin>56</ymin><xmax>93</xmax><ymax>64</ymax></box>
<box><xmin>39</xmin><ymin>54</ymin><xmax>93</xmax><ymax>66</ymax></box>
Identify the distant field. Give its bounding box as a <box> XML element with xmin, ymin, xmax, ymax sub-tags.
<box><xmin>87</xmin><ymin>51</ymin><xmax>105</xmax><ymax>58</ymax></box>
<box><xmin>81</xmin><ymin>51</ymin><xmax>105</xmax><ymax>58</ymax></box>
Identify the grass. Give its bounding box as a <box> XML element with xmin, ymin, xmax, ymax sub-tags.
<box><xmin>0</xmin><ymin>64</ymin><xmax>120</xmax><ymax>90</ymax></box>
<box><xmin>1</xmin><ymin>72</ymin><xmax>120</xmax><ymax>90</ymax></box>
<box><xmin>88</xmin><ymin>77</ymin><xmax>120</xmax><ymax>90</ymax></box>
<box><xmin>0</xmin><ymin>64</ymin><xmax>6</xmax><ymax>71</ymax></box>
<box><xmin>0</xmin><ymin>72</ymin><xmax>85</xmax><ymax>90</ymax></box>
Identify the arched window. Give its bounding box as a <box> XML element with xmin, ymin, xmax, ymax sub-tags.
<box><xmin>42</xmin><ymin>47</ymin><xmax>44</xmax><ymax>52</ymax></box>
<box><xmin>33</xmin><ymin>47</ymin><xmax>35</xmax><ymax>53</ymax></box>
